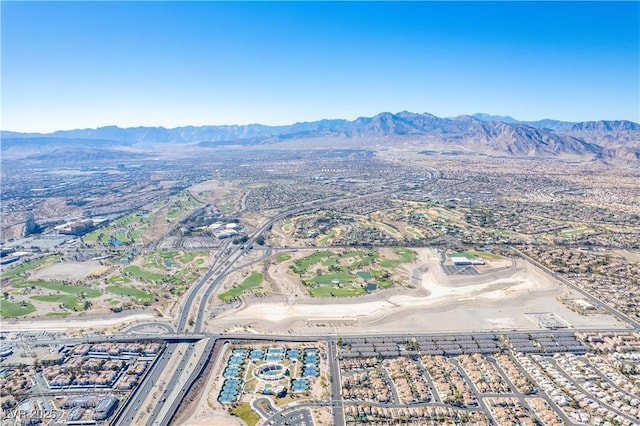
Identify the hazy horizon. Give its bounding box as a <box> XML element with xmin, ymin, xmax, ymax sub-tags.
<box><xmin>4</xmin><ymin>109</ymin><xmax>640</xmax><ymax>135</ymax></box>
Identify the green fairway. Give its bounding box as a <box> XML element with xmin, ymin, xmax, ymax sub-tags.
<box><xmin>123</xmin><ymin>265</ymin><xmax>165</xmax><ymax>282</ymax></box>
<box><xmin>377</xmin><ymin>280</ymin><xmax>393</xmax><ymax>288</ymax></box>
<box><xmin>30</xmin><ymin>294</ymin><xmax>83</xmax><ymax>310</ymax></box>
<box><xmin>15</xmin><ymin>281</ymin><xmax>101</xmax><ymax>298</ymax></box>
<box><xmin>293</xmin><ymin>251</ymin><xmax>333</xmax><ymax>274</ymax></box>
<box><xmin>115</xmin><ymin>213</ymin><xmax>143</xmax><ymax>227</ymax></box>
<box><xmin>346</xmin><ymin>253</ymin><xmax>379</xmax><ymax>269</ymax></box>
<box><xmin>448</xmin><ymin>252</ymin><xmax>476</xmax><ymax>260</ymax></box>
<box><xmin>82</xmin><ymin>229</ymin><xmax>103</xmax><ymax>243</ymax></box>
<box><xmin>107</xmin><ymin>286</ymin><xmax>154</xmax><ymax>303</ymax></box>
<box><xmin>276</xmin><ymin>253</ymin><xmax>291</xmax><ymax>263</ymax></box>
<box><xmin>130</xmin><ymin>225</ymin><xmax>150</xmax><ymax>241</ymax></box>
<box><xmin>219</xmin><ymin>271</ymin><xmax>264</xmax><ymax>301</ymax></box>
<box><xmin>318</xmin><ymin>228</ymin><xmax>337</xmax><ymax>244</ymax></box>
<box><xmin>309</xmin><ymin>273</ymin><xmax>354</xmax><ymax>285</ymax></box>
<box><xmin>142</xmin><ymin>250</ymin><xmax>208</xmax><ymax>271</ymax></box>
<box><xmin>292</xmin><ymin>249</ymin><xmax>414</xmax><ymax>297</ymax></box>
<box><xmin>373</xmin><ymin>222</ymin><xmax>402</xmax><ymax>237</ymax></box>
<box><xmin>559</xmin><ymin>228</ymin><xmax>592</xmax><ymax>238</ymax></box>
<box><xmin>309</xmin><ymin>287</ymin><xmax>365</xmax><ymax>297</ymax></box>
<box><xmin>406</xmin><ymin>226</ymin><xmax>424</xmax><ymax>238</ymax></box>
<box><xmin>83</xmin><ymin>210</ymin><xmax>154</xmax><ymax>245</ymax></box>
<box><xmin>0</xmin><ymin>299</ymin><xmax>36</xmax><ymax>317</ymax></box>
<box><xmin>180</xmin><ymin>251</ymin><xmax>208</xmax><ymax>263</ymax></box>
<box><xmin>158</xmin><ymin>251</ymin><xmax>179</xmax><ymax>261</ymax></box>
<box><xmin>0</xmin><ymin>255</ymin><xmax>61</xmax><ymax>280</ymax></box>
<box><xmin>320</xmin><ymin>251</ymin><xmax>377</xmax><ymax>270</ymax></box>
<box><xmin>108</xmin><ymin>275</ymin><xmax>132</xmax><ymax>284</ymax></box>
<box><xmin>167</xmin><ymin>193</ymin><xmax>203</xmax><ymax>221</ymax></box>
<box><xmin>379</xmin><ymin>248</ymin><xmax>415</xmax><ymax>268</ymax></box>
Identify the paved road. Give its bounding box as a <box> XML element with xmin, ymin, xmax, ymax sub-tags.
<box><xmin>487</xmin><ymin>354</ymin><xmax>577</xmax><ymax>426</ymax></box>
<box><xmin>265</xmin><ymin>407</ymin><xmax>314</xmax><ymax>426</ymax></box>
<box><xmin>326</xmin><ymin>338</ymin><xmax>345</xmax><ymax>426</ymax></box>
<box><xmin>146</xmin><ymin>342</ymin><xmax>197</xmax><ymax>425</ymax></box>
<box><xmin>127</xmin><ymin>322</ymin><xmax>174</xmax><ymax>334</ymax></box>
<box><xmin>547</xmin><ymin>357</ymin><xmax>637</xmax><ymax>424</ymax></box>
<box><xmin>177</xmin><ymin>240</ymin><xmax>232</xmax><ymax>332</ymax></box>
<box><xmin>104</xmin><ymin>171</ymin><xmax>640</xmax><ymax>426</ymax></box>
<box><xmin>252</xmin><ymin>397</ymin><xmax>279</xmax><ymax>421</ymax></box>
<box><xmin>112</xmin><ymin>341</ymin><xmax>178</xmax><ymax>425</ymax></box>
<box><xmin>150</xmin><ymin>338</ymin><xmax>216</xmax><ymax>426</ymax></box>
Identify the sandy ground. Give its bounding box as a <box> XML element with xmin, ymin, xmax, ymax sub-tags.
<box><xmin>0</xmin><ymin>312</ymin><xmax>156</xmax><ymax>332</ymax></box>
<box><xmin>207</xmin><ymin>249</ymin><xmax>628</xmax><ymax>334</ymax></box>
<box><xmin>179</xmin><ymin>342</ymin><xmax>247</xmax><ymax>426</ymax></box>
<box><xmin>213</xmin><ymin>251</ymin><xmax>544</xmax><ymax>322</ymax></box>
<box><xmin>182</xmin><ymin>411</ymin><xmax>246</xmax><ymax>426</ymax></box>
<box><xmin>188</xmin><ymin>179</ymin><xmax>243</xmax><ymax>211</ymax></box>
<box><xmin>29</xmin><ymin>260</ymin><xmax>103</xmax><ymax>281</ymax></box>
<box><xmin>214</xmin><ymin>264</ymin><xmax>540</xmax><ymax>321</ymax></box>
<box><xmin>613</xmin><ymin>249</ymin><xmax>640</xmax><ymax>262</ymax></box>
<box><xmin>141</xmin><ymin>203</ymin><xmax>172</xmax><ymax>245</ymax></box>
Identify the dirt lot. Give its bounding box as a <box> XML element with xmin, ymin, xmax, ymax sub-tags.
<box><xmin>30</xmin><ymin>260</ymin><xmax>103</xmax><ymax>281</ymax></box>
<box><xmin>188</xmin><ymin>179</ymin><xmax>244</xmax><ymax>212</ymax></box>
<box><xmin>205</xmin><ymin>248</ymin><xmax>628</xmax><ymax>335</ymax></box>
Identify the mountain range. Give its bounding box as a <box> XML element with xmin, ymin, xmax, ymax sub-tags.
<box><xmin>2</xmin><ymin>112</ymin><xmax>639</xmax><ymax>164</ymax></box>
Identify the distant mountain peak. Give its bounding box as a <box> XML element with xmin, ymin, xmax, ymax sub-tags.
<box><xmin>472</xmin><ymin>113</ymin><xmax>519</xmax><ymax>123</ymax></box>
<box><xmin>3</xmin><ymin>111</ymin><xmax>638</xmax><ymax>164</ymax></box>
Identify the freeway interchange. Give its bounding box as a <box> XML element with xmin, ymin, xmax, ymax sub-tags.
<box><xmin>4</xmin><ymin>183</ymin><xmax>640</xmax><ymax>426</ymax></box>
<box><xmin>107</xmin><ymin>196</ymin><xmax>640</xmax><ymax>426</ymax></box>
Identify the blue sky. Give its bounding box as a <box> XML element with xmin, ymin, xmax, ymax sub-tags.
<box><xmin>2</xmin><ymin>1</ymin><xmax>638</xmax><ymax>132</ymax></box>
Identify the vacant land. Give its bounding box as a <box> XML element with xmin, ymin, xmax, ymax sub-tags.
<box><xmin>0</xmin><ymin>255</ymin><xmax>62</xmax><ymax>283</ymax></box>
<box><xmin>219</xmin><ymin>272</ymin><xmax>264</xmax><ymax>301</ymax></box>
<box><xmin>208</xmin><ymin>248</ymin><xmax>626</xmax><ymax>335</ymax></box>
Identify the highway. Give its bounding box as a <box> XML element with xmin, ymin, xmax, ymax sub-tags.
<box><xmin>148</xmin><ymin>338</ymin><xmax>216</xmax><ymax>426</ymax></box>
<box><xmin>103</xmin><ymin>176</ymin><xmax>638</xmax><ymax>426</ymax></box>
<box><xmin>112</xmin><ymin>341</ymin><xmax>179</xmax><ymax>425</ymax></box>
<box><xmin>177</xmin><ymin>201</ymin><xmax>332</xmax><ymax>335</ymax></box>
<box><xmin>136</xmin><ymin>202</ymin><xmax>336</xmax><ymax>426</ymax></box>
<box><xmin>176</xmin><ymin>239</ymin><xmax>232</xmax><ymax>332</ymax></box>
<box><xmin>146</xmin><ymin>342</ymin><xmax>197</xmax><ymax>425</ymax></box>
